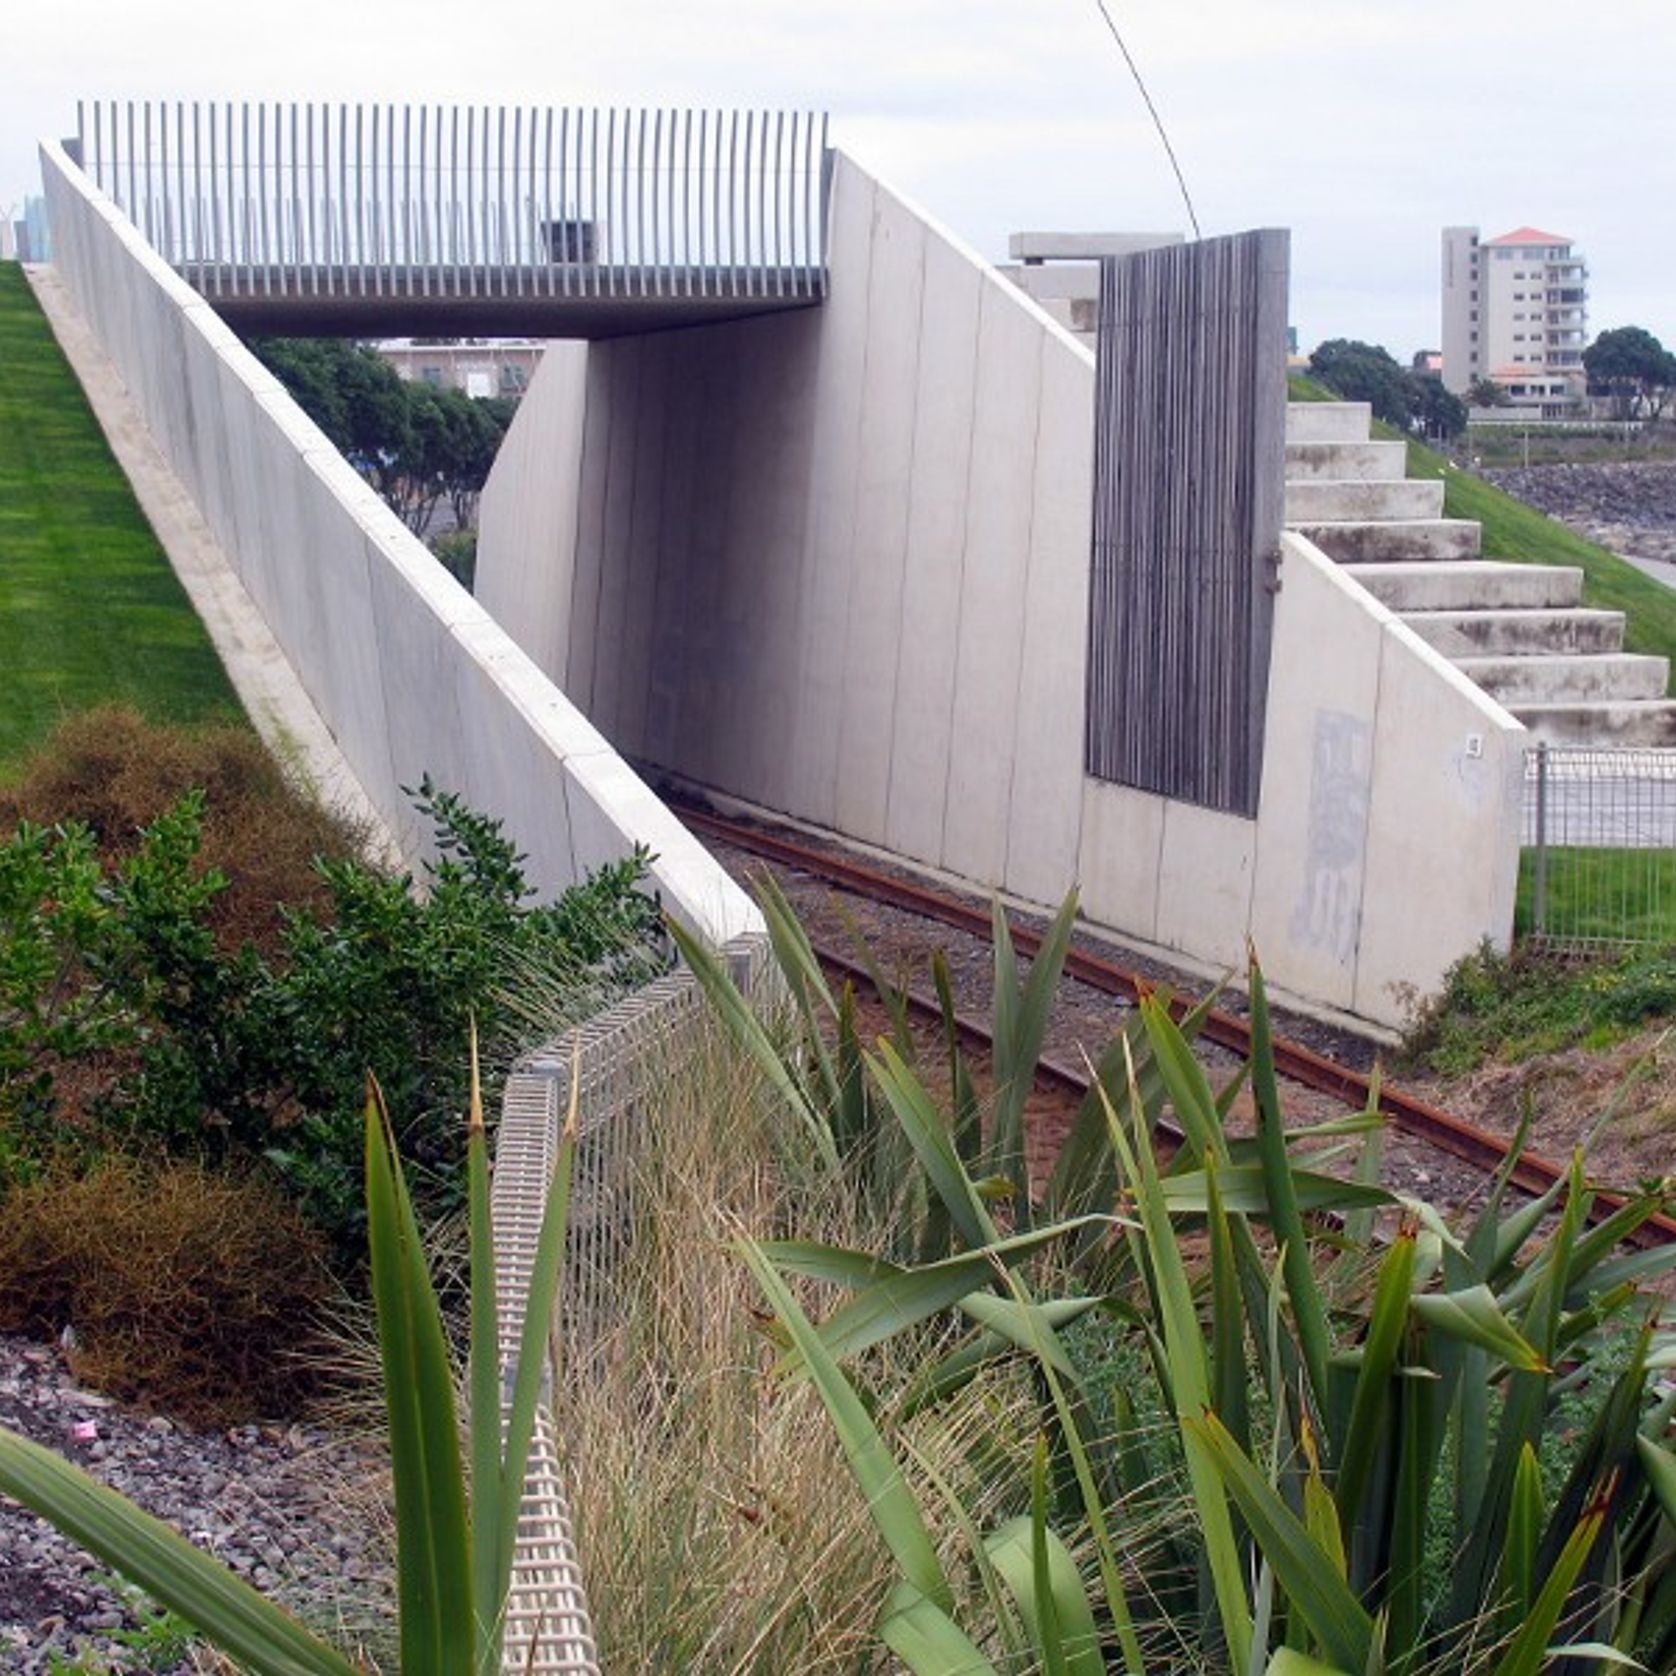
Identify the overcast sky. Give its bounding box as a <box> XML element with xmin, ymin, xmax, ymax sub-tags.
<box><xmin>6</xmin><ymin>0</ymin><xmax>1672</xmax><ymax>356</ymax></box>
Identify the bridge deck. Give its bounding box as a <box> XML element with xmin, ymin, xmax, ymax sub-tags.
<box><xmin>188</xmin><ymin>266</ymin><xmax>824</xmax><ymax>337</ymax></box>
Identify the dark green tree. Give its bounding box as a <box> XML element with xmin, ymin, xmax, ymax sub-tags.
<box><xmin>249</xmin><ymin>340</ymin><xmax>513</xmax><ymax>539</ymax></box>
<box><xmin>1584</xmin><ymin>325</ymin><xmax>1676</xmax><ymax>420</ymax></box>
<box><xmin>1308</xmin><ymin>339</ymin><xmax>1416</xmax><ymax>428</ymax></box>
<box><xmin>1465</xmin><ymin>376</ymin><xmax>1512</xmax><ymax>409</ymax></box>
<box><xmin>1411</xmin><ymin>377</ymin><xmax>1468</xmax><ymax>442</ymax></box>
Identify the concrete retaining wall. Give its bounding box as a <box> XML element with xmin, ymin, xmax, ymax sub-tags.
<box><xmin>477</xmin><ymin>149</ymin><xmax>1523</xmax><ymax>1028</ymax></box>
<box><xmin>39</xmin><ymin>140</ymin><xmax>757</xmax><ymax>945</ymax></box>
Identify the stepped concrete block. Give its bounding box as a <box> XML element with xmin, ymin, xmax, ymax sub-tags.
<box><xmin>1511</xmin><ymin>702</ymin><xmax>1676</xmax><ymax>747</ymax></box>
<box><xmin>1292</xmin><ymin>519</ymin><xmax>1481</xmax><ymax>563</ymax></box>
<box><xmin>1342</xmin><ymin>561</ymin><xmax>1584</xmax><ymax>612</ymax></box>
<box><xmin>1284</xmin><ymin>477</ymin><xmax>1445</xmax><ymax>522</ymax></box>
<box><xmin>1284</xmin><ymin>440</ymin><xmax>1408</xmax><ymax>481</ymax></box>
<box><xmin>1404</xmin><ymin>608</ymin><xmax>1626</xmax><ymax>658</ymax></box>
<box><xmin>1284</xmin><ymin>401</ymin><xmax>1371</xmax><ymax>443</ymax></box>
<box><xmin>1454</xmin><ymin>653</ymin><xmax>1669</xmax><ymax>704</ymax></box>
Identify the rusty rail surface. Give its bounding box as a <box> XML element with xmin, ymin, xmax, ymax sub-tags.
<box><xmin>673</xmin><ymin>801</ymin><xmax>1676</xmax><ymax>1250</ymax></box>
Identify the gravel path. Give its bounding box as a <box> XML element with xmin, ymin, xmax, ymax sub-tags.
<box><xmin>0</xmin><ymin>1334</ymin><xmax>391</xmax><ymax>1672</ymax></box>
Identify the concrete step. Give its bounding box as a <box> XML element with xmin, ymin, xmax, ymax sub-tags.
<box><xmin>1285</xmin><ymin>477</ymin><xmax>1445</xmax><ymax>522</ymax></box>
<box><xmin>1293</xmin><ymin>519</ymin><xmax>1482</xmax><ymax>563</ymax></box>
<box><xmin>1512</xmin><ymin>702</ymin><xmax>1676</xmax><ymax>747</ymax></box>
<box><xmin>1284</xmin><ymin>439</ymin><xmax>1408</xmax><ymax>481</ymax></box>
<box><xmin>1342</xmin><ymin>561</ymin><xmax>1584</xmax><ymax>612</ymax></box>
<box><xmin>1454</xmin><ymin>653</ymin><xmax>1669</xmax><ymax>704</ymax></box>
<box><xmin>1285</xmin><ymin>401</ymin><xmax>1372</xmax><ymax>443</ymax></box>
<box><xmin>1405</xmin><ymin>608</ymin><xmax>1627</xmax><ymax>659</ymax></box>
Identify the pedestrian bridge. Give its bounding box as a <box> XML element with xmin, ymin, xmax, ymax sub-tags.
<box><xmin>70</xmin><ymin>99</ymin><xmax>828</xmax><ymax>337</ymax></box>
<box><xmin>40</xmin><ymin>98</ymin><xmax>1524</xmax><ymax>1042</ymax></box>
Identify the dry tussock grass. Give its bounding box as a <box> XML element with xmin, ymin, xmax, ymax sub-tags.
<box><xmin>555</xmin><ymin>1024</ymin><xmax>889</xmax><ymax>1673</ymax></box>
<box><xmin>0</xmin><ymin>705</ymin><xmax>368</xmax><ymax>954</ymax></box>
<box><xmin>0</xmin><ymin>1155</ymin><xmax>332</xmax><ymax>1424</ymax></box>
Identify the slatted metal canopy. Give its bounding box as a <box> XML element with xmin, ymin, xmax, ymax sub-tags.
<box><xmin>71</xmin><ymin>100</ymin><xmax>831</xmax><ymax>337</ymax></box>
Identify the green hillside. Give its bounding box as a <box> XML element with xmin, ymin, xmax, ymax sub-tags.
<box><xmin>0</xmin><ymin>263</ymin><xmax>240</xmax><ymax>776</ymax></box>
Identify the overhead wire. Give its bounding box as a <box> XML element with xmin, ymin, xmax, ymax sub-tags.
<box><xmin>1088</xmin><ymin>0</ymin><xmax>1202</xmax><ymax>240</ymax></box>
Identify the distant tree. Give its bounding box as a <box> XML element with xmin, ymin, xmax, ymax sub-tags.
<box><xmin>441</xmin><ymin>394</ymin><xmax>513</xmax><ymax>530</ymax></box>
<box><xmin>1308</xmin><ymin>339</ymin><xmax>1415</xmax><ymax>428</ymax></box>
<box><xmin>1310</xmin><ymin>337</ymin><xmax>1467</xmax><ymax>440</ymax></box>
<box><xmin>1412</xmin><ymin>379</ymin><xmax>1468</xmax><ymax>442</ymax></box>
<box><xmin>1465</xmin><ymin>376</ymin><xmax>1512</xmax><ymax>409</ymax></box>
<box><xmin>248</xmin><ymin>340</ymin><xmax>514</xmax><ymax>538</ymax></box>
<box><xmin>1584</xmin><ymin>326</ymin><xmax>1676</xmax><ymax>420</ymax></box>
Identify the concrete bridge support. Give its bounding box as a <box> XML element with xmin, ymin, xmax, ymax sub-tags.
<box><xmin>480</xmin><ymin>152</ymin><xmax>1524</xmax><ymax>1030</ymax></box>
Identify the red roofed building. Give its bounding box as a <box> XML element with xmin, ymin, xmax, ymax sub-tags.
<box><xmin>1441</xmin><ymin>225</ymin><xmax>1589</xmax><ymax>414</ymax></box>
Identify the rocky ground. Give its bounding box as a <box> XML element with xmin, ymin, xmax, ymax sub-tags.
<box><xmin>0</xmin><ymin>1334</ymin><xmax>391</xmax><ymax>1672</ymax></box>
<box><xmin>1483</xmin><ymin>459</ymin><xmax>1676</xmax><ymax>566</ymax></box>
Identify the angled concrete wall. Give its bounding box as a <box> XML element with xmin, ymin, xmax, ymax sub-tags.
<box><xmin>478</xmin><ymin>150</ymin><xmax>1522</xmax><ymax>1028</ymax></box>
<box><xmin>39</xmin><ymin>140</ymin><xmax>757</xmax><ymax>945</ymax></box>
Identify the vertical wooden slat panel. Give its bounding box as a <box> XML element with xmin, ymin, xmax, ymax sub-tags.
<box><xmin>1086</xmin><ymin>230</ymin><xmax>1288</xmax><ymax>818</ymax></box>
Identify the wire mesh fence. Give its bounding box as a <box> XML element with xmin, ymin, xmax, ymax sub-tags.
<box><xmin>489</xmin><ymin>933</ymin><xmax>769</xmax><ymax>1673</ymax></box>
<box><xmin>1521</xmin><ymin>743</ymin><xmax>1676</xmax><ymax>951</ymax></box>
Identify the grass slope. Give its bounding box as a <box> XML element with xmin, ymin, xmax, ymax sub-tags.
<box><xmin>0</xmin><ymin>263</ymin><xmax>240</xmax><ymax>777</ymax></box>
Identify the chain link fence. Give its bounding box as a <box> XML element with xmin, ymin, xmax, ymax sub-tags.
<box><xmin>1522</xmin><ymin>744</ymin><xmax>1676</xmax><ymax>951</ymax></box>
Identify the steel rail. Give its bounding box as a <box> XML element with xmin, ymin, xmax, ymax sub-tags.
<box><xmin>673</xmin><ymin>801</ymin><xmax>1676</xmax><ymax>1249</ymax></box>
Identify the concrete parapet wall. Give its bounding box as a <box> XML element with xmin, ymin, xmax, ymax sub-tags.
<box><xmin>39</xmin><ymin>140</ymin><xmax>757</xmax><ymax>946</ymax></box>
<box><xmin>479</xmin><ymin>150</ymin><xmax>1521</xmax><ymax>1028</ymax></box>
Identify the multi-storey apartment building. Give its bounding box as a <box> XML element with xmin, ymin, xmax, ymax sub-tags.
<box><xmin>1441</xmin><ymin>225</ymin><xmax>1589</xmax><ymax>415</ymax></box>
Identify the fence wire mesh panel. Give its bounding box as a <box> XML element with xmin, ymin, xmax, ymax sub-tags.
<box><xmin>1086</xmin><ymin>229</ymin><xmax>1288</xmax><ymax>817</ymax></box>
<box><xmin>72</xmin><ymin>99</ymin><xmax>830</xmax><ymax>309</ymax></box>
<box><xmin>490</xmin><ymin>934</ymin><xmax>768</xmax><ymax>1673</ymax></box>
<box><xmin>1522</xmin><ymin>743</ymin><xmax>1676</xmax><ymax>951</ymax></box>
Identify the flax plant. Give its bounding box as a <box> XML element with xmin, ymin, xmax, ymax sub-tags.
<box><xmin>683</xmin><ymin>885</ymin><xmax>1676</xmax><ymax>1674</ymax></box>
<box><xmin>0</xmin><ymin>1044</ymin><xmax>576</xmax><ymax>1676</ymax></box>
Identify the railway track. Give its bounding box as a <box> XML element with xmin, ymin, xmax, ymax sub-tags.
<box><xmin>673</xmin><ymin>798</ymin><xmax>1676</xmax><ymax>1251</ymax></box>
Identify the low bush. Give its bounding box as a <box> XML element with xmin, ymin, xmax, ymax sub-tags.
<box><xmin>0</xmin><ymin>707</ymin><xmax>364</xmax><ymax>955</ymax></box>
<box><xmin>557</xmin><ymin>1020</ymin><xmax>892</xmax><ymax>1671</ymax></box>
<box><xmin>1404</xmin><ymin>937</ymin><xmax>1676</xmax><ymax>1074</ymax></box>
<box><xmin>1</xmin><ymin>751</ymin><xmax>669</xmax><ymax>1264</ymax></box>
<box><xmin>683</xmin><ymin>885</ymin><xmax>1676</xmax><ymax>1673</ymax></box>
<box><xmin>0</xmin><ymin>1155</ymin><xmax>329</xmax><ymax>1424</ymax></box>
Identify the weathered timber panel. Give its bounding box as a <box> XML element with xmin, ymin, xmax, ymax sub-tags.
<box><xmin>1085</xmin><ymin>229</ymin><xmax>1288</xmax><ymax>816</ymax></box>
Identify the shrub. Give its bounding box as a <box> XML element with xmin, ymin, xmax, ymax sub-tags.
<box><xmin>685</xmin><ymin>887</ymin><xmax>1676</xmax><ymax>1673</ymax></box>
<box><xmin>0</xmin><ymin>707</ymin><xmax>364</xmax><ymax>956</ymax></box>
<box><xmin>428</xmin><ymin>527</ymin><xmax>477</xmax><ymax>590</ymax></box>
<box><xmin>1404</xmin><ymin>938</ymin><xmax>1676</xmax><ymax>1074</ymax></box>
<box><xmin>1</xmin><ymin>768</ymin><xmax>669</xmax><ymax>1264</ymax></box>
<box><xmin>0</xmin><ymin>1155</ymin><xmax>329</xmax><ymax>1424</ymax></box>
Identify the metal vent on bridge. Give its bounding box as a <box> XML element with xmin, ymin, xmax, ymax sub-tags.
<box><xmin>71</xmin><ymin>100</ymin><xmax>830</xmax><ymax>333</ymax></box>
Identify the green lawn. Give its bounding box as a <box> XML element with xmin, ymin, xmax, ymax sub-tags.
<box><xmin>0</xmin><ymin>263</ymin><xmax>240</xmax><ymax>777</ymax></box>
<box><xmin>1517</xmin><ymin>846</ymin><xmax>1676</xmax><ymax>946</ymax></box>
